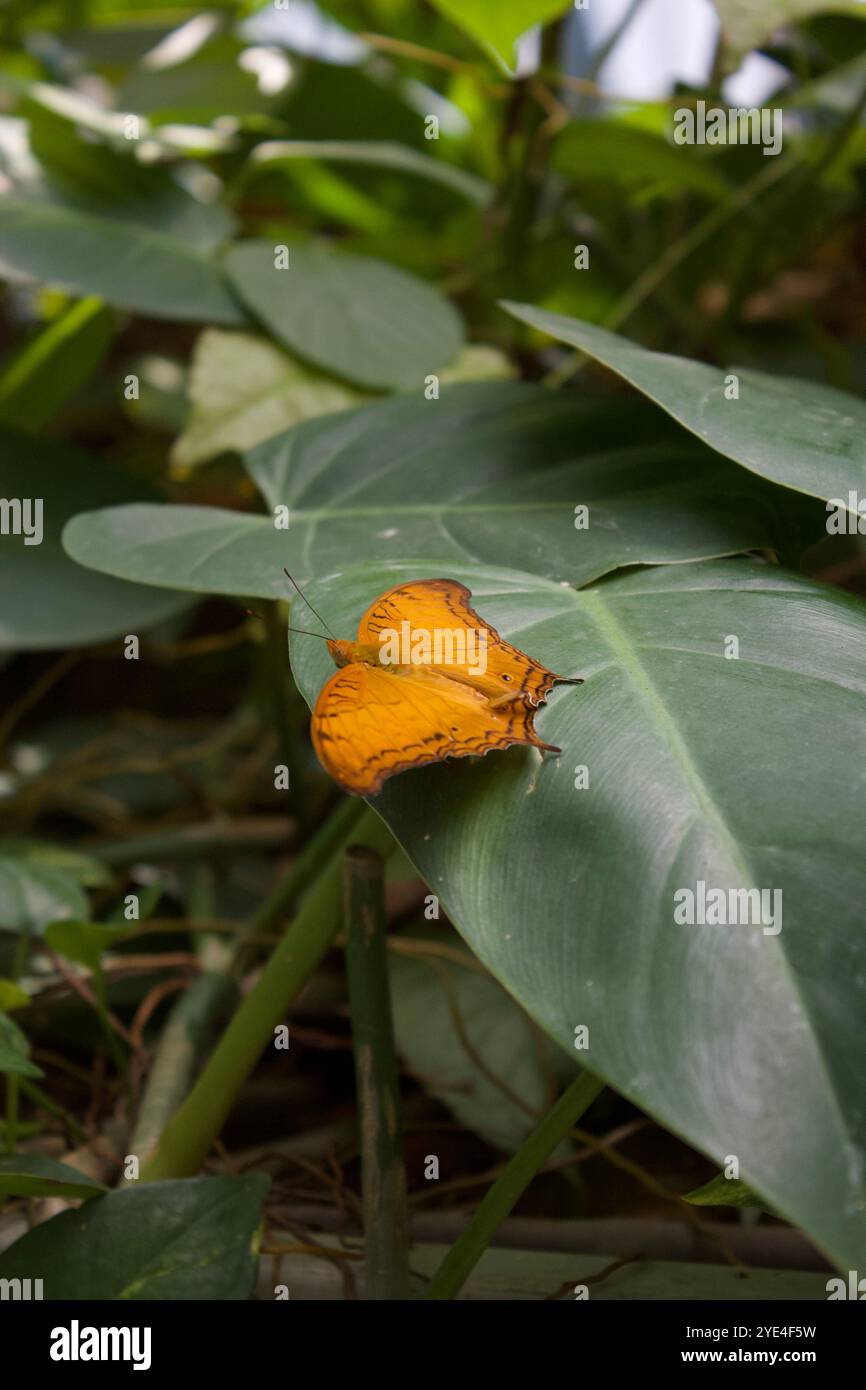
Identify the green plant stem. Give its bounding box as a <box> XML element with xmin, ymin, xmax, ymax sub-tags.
<box><xmin>424</xmin><ymin>1070</ymin><xmax>605</xmax><ymax>1300</ymax></box>
<box><xmin>3</xmin><ymin>1078</ymin><xmax>18</xmax><ymax>1154</ymax></box>
<box><xmin>344</xmin><ymin>845</ymin><xmax>411</xmax><ymax>1300</ymax></box>
<box><xmin>91</xmin><ymin>964</ymin><xmax>128</xmax><ymax>1087</ymax></box>
<box><xmin>140</xmin><ymin>804</ymin><xmax>393</xmax><ymax>1181</ymax></box>
<box><xmin>231</xmin><ymin>795</ymin><xmax>363</xmax><ymax>975</ymax></box>
<box><xmin>18</xmin><ymin>1078</ymin><xmax>88</xmax><ymax>1145</ymax></box>
<box><xmin>4</xmin><ymin>929</ymin><xmax>30</xmax><ymax>1152</ymax></box>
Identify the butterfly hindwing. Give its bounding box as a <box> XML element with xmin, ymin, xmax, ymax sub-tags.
<box><xmin>311</xmin><ymin>661</ymin><xmax>557</xmax><ymax>797</ymax></box>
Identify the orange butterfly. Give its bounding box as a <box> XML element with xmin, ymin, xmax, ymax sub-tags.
<box><xmin>290</xmin><ymin>575</ymin><xmax>582</xmax><ymax>797</ymax></box>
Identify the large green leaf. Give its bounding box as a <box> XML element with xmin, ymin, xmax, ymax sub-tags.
<box><xmin>0</xmin><ymin>1176</ymin><xmax>269</xmax><ymax>1299</ymax></box>
<box><xmin>62</xmin><ymin>383</ymin><xmax>820</xmax><ymax>601</ymax></box>
<box><xmin>503</xmin><ymin>303</ymin><xmax>866</xmax><ymax>520</ymax></box>
<box><xmin>430</xmin><ymin>0</ymin><xmax>574</xmax><ymax>73</ymax></box>
<box><xmin>289</xmin><ymin>557</ymin><xmax>866</xmax><ymax>1272</ymax></box>
<box><xmin>0</xmin><ymin>197</ymin><xmax>243</xmax><ymax>323</ymax></box>
<box><xmin>223</xmin><ymin>240</ymin><xmax>465</xmax><ymax>391</ymax></box>
<box><xmin>0</xmin><ymin>430</ymin><xmax>191</xmax><ymax>651</ymax></box>
<box><xmin>0</xmin><ymin>98</ymin><xmax>241</xmax><ymax>323</ymax></box>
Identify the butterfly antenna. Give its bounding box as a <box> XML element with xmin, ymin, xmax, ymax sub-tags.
<box><xmin>287</xmin><ymin>625</ymin><xmax>332</xmax><ymax>641</ymax></box>
<box><xmin>283</xmin><ymin>569</ymin><xmax>336</xmax><ymax>638</ymax></box>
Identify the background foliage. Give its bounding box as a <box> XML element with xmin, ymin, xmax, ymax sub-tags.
<box><xmin>0</xmin><ymin>0</ymin><xmax>865</xmax><ymax>1299</ymax></box>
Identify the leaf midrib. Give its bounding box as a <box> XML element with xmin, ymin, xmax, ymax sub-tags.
<box><xmin>579</xmin><ymin>584</ymin><xmax>854</xmax><ymax>1167</ymax></box>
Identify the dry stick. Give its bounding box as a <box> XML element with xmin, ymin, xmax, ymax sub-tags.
<box><xmin>343</xmin><ymin>845</ymin><xmax>411</xmax><ymax>1301</ymax></box>
<box><xmin>140</xmin><ymin>806</ymin><xmax>393</xmax><ymax>1181</ymax></box>
<box><xmin>425</xmin><ymin>1070</ymin><xmax>605</xmax><ymax>1300</ymax></box>
<box><xmin>90</xmin><ymin>816</ymin><xmax>294</xmax><ymax>868</ymax></box>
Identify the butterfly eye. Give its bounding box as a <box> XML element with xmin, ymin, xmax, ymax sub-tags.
<box><xmin>501</xmin><ymin>674</ymin><xmax>513</xmax><ymax>682</ymax></box>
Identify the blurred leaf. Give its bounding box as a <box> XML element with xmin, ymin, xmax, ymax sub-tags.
<box><xmin>390</xmin><ymin>941</ymin><xmax>575</xmax><ymax>1150</ymax></box>
<box><xmin>0</xmin><ymin>839</ymin><xmax>110</xmax><ymax>889</ymax></box>
<box><xmin>440</xmin><ymin>344</ymin><xmax>516</xmax><ymax>383</ymax></box>
<box><xmin>685</xmin><ymin>1172</ymin><xmax>774</xmax><ymax>1211</ymax></box>
<box><xmin>290</xmin><ymin>556</ymin><xmax>866</xmax><ymax>1274</ymax></box>
<box><xmin>430</xmin><ymin>0</ymin><xmax>574</xmax><ymax>73</ymax></box>
<box><xmin>171</xmin><ymin>331</ymin><xmax>514</xmax><ymax>470</ymax></box>
<box><xmin>0</xmin><ymin>296</ymin><xmax>114</xmax><ymax>431</ymax></box>
<box><xmin>171</xmin><ymin>328</ymin><xmax>364</xmax><ymax>470</ymax></box>
<box><xmin>0</xmin><ymin>431</ymin><xmax>192</xmax><ymax>651</ymax></box>
<box><xmin>0</xmin><ymin>841</ymin><xmax>88</xmax><ymax>936</ymax></box>
<box><xmin>44</xmin><ymin>920</ymin><xmax>130</xmax><ymax>972</ymax></box>
<box><xmin>0</xmin><ymin>197</ymin><xmax>243</xmax><ymax>323</ymax></box>
<box><xmin>0</xmin><ymin>980</ymin><xmax>30</xmax><ymax>1011</ymax></box>
<box><xmin>118</xmin><ymin>44</ymin><xmax>266</xmax><ymax>123</ymax></box>
<box><xmin>224</xmin><ymin>240</ymin><xmax>465</xmax><ymax>389</ymax></box>
<box><xmin>0</xmin><ymin>1176</ymin><xmax>269</xmax><ymax>1299</ymax></box>
<box><xmin>503</xmin><ymin>303</ymin><xmax>866</xmax><ymax>517</ymax></box>
<box><xmin>553</xmin><ymin>120</ymin><xmax>732</xmax><ymax>201</ymax></box>
<box><xmin>0</xmin><ymin>103</ymin><xmax>240</xmax><ymax>322</ymax></box>
<box><xmin>0</xmin><ymin>1155</ymin><xmax>108</xmax><ymax>1201</ymax></box>
<box><xmin>122</xmin><ymin>354</ymin><xmax>189</xmax><ymax>433</ymax></box>
<box><xmin>62</xmin><ymin>383</ymin><xmax>818</xmax><ymax>600</ymax></box>
<box><xmin>0</xmin><ymin>1012</ymin><xmax>43</xmax><ymax>1078</ymax></box>
<box><xmin>714</xmin><ymin>0</ymin><xmax>866</xmax><ymax>58</ymax></box>
<box><xmin>247</xmin><ymin>140</ymin><xmax>492</xmax><ymax>206</ymax></box>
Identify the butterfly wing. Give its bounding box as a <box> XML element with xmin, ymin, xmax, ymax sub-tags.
<box><xmin>356</xmin><ymin>578</ymin><xmax>577</xmax><ymax>706</ymax></box>
<box><xmin>311</xmin><ymin>661</ymin><xmax>558</xmax><ymax>797</ymax></box>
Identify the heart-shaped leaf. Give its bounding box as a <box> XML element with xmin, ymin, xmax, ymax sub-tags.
<box><xmin>224</xmin><ymin>240</ymin><xmax>465</xmax><ymax>390</ymax></box>
<box><xmin>503</xmin><ymin>302</ymin><xmax>866</xmax><ymax>520</ymax></box>
<box><xmin>0</xmin><ymin>105</ymin><xmax>241</xmax><ymax>324</ymax></box>
<box><xmin>62</xmin><ymin>383</ymin><xmax>820</xmax><ymax>601</ymax></box>
<box><xmin>0</xmin><ymin>1175</ymin><xmax>269</xmax><ymax>1299</ymax></box>
<box><xmin>0</xmin><ymin>198</ymin><xmax>243</xmax><ymax>324</ymax></box>
<box><xmin>289</xmin><ymin>556</ymin><xmax>866</xmax><ymax>1272</ymax></box>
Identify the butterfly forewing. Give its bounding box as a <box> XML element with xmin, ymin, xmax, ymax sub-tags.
<box><xmin>356</xmin><ymin>578</ymin><xmax>566</xmax><ymax>706</ymax></box>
